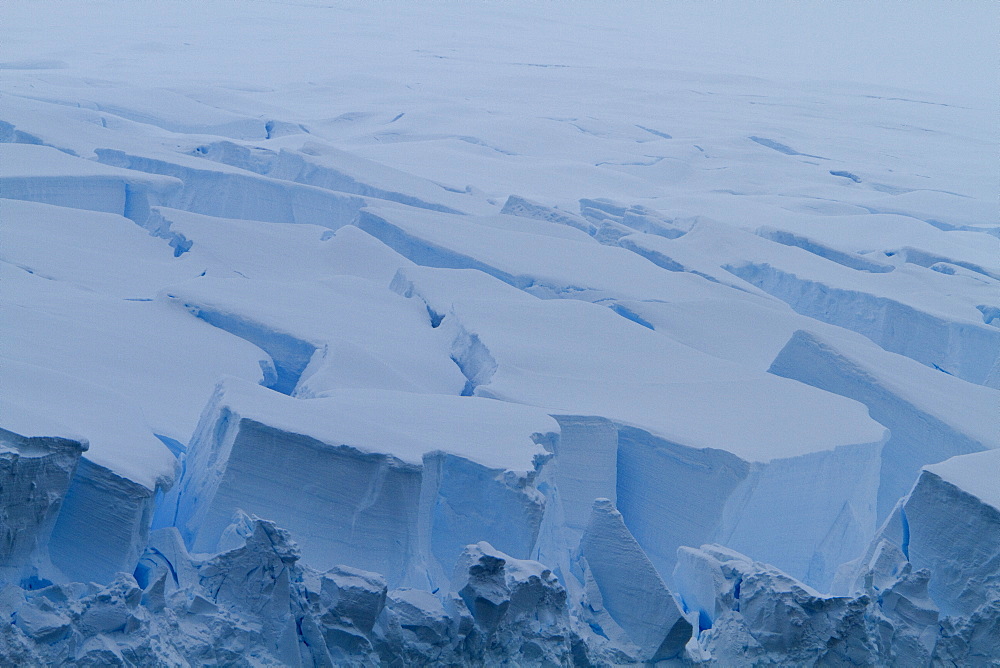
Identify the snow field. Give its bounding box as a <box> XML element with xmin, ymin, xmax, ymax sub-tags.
<box><xmin>0</xmin><ymin>0</ymin><xmax>995</xmax><ymax>662</ymax></box>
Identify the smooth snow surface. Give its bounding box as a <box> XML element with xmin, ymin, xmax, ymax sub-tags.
<box><xmin>189</xmin><ymin>378</ymin><xmax>553</xmax><ymax>470</ymax></box>
<box><xmin>392</xmin><ymin>265</ymin><xmax>887</xmax><ymax>462</ymax></box>
<box><xmin>0</xmin><ymin>0</ymin><xmax>995</xmax><ymax>664</ymax></box>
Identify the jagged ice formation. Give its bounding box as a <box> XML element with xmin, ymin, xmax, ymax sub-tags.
<box><xmin>0</xmin><ymin>1</ymin><xmax>996</xmax><ymax>664</ymax></box>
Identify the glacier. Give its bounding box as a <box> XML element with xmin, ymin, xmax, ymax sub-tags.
<box><xmin>0</xmin><ymin>0</ymin><xmax>996</xmax><ymax>664</ymax></box>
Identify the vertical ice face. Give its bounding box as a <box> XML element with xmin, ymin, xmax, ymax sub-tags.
<box><xmin>0</xmin><ymin>144</ymin><xmax>181</xmax><ymax>223</ymax></box>
<box><xmin>179</xmin><ymin>412</ymin><xmax>424</xmax><ymax>585</ymax></box>
<box><xmin>393</xmin><ymin>264</ymin><xmax>889</xmax><ymax>589</ymax></box>
<box><xmin>419</xmin><ymin>452</ymin><xmax>546</xmax><ymax>588</ymax></box>
<box><xmin>548</xmin><ymin>415</ymin><xmax>618</xmax><ymax>538</ymax></box>
<box><xmin>616</xmin><ymin>422</ymin><xmax>888</xmax><ymax>593</ymax></box>
<box><xmin>49</xmin><ymin>459</ymin><xmax>161</xmax><ymax>584</ymax></box>
<box><xmin>0</xmin><ymin>428</ymin><xmax>86</xmax><ymax>585</ymax></box>
<box><xmin>616</xmin><ymin>426</ymin><xmax>749</xmax><ymax>579</ymax></box>
<box><xmin>0</xmin><ymin>360</ymin><xmax>177</xmax><ymax>585</ymax></box>
<box><xmin>578</xmin><ymin>499</ymin><xmax>692</xmax><ymax>662</ymax></box>
<box><xmin>888</xmin><ymin>451</ymin><xmax>1000</xmax><ymax>617</ymax></box>
<box><xmin>1</xmin><ymin>0</ymin><xmax>993</xmax><ymax>661</ymax></box>
<box><xmin>715</xmin><ymin>440</ymin><xmax>883</xmax><ymax>592</ymax></box>
<box><xmin>175</xmin><ymin>379</ymin><xmax>555</xmax><ymax>587</ymax></box>
<box><xmin>769</xmin><ymin>329</ymin><xmax>999</xmax><ymax>521</ymax></box>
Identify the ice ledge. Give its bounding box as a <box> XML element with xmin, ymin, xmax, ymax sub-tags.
<box><xmin>923</xmin><ymin>449</ymin><xmax>1000</xmax><ymax>512</ymax></box>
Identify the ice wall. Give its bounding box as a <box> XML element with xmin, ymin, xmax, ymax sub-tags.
<box><xmin>0</xmin><ymin>359</ymin><xmax>176</xmax><ymax>585</ymax></box>
<box><xmin>1</xmin><ymin>0</ymin><xmax>995</xmax><ymax>661</ymax></box>
<box><xmin>49</xmin><ymin>458</ymin><xmax>160</xmax><ymax>584</ymax></box>
<box><xmin>615</xmin><ymin>426</ymin><xmax>748</xmax><ymax>579</ymax></box>
<box><xmin>715</xmin><ymin>440</ymin><xmax>882</xmax><ymax>591</ymax></box>
<box><xmin>883</xmin><ymin>451</ymin><xmax>1000</xmax><ymax>617</ymax></box>
<box><xmin>182</xmin><ymin>413</ymin><xmax>423</xmax><ymax>584</ymax></box>
<box><xmin>95</xmin><ymin>149</ymin><xmax>367</xmax><ymax>229</ymax></box>
<box><xmin>577</xmin><ymin>499</ymin><xmax>692</xmax><ymax>661</ymax></box>
<box><xmin>393</xmin><ymin>265</ymin><xmax>889</xmax><ymax>589</ymax></box>
<box><xmin>0</xmin><ymin>427</ymin><xmax>86</xmax><ymax>585</ymax></box>
<box><xmin>175</xmin><ymin>380</ymin><xmax>555</xmax><ymax>587</ymax></box>
<box><xmin>548</xmin><ymin>415</ymin><xmax>618</xmax><ymax>538</ymax></box>
<box><xmin>0</xmin><ymin>144</ymin><xmax>181</xmax><ymax>223</ymax></box>
<box><xmin>770</xmin><ymin>329</ymin><xmax>999</xmax><ymax>519</ymax></box>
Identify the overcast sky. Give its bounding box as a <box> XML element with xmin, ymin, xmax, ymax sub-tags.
<box><xmin>2</xmin><ymin>0</ymin><xmax>994</xmax><ymax>102</ymax></box>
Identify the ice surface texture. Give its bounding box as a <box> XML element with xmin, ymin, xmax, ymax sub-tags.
<box><xmin>0</xmin><ymin>0</ymin><xmax>996</xmax><ymax>663</ymax></box>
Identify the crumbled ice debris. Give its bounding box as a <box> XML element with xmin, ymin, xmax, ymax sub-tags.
<box><xmin>0</xmin><ymin>507</ymin><xmax>992</xmax><ymax>665</ymax></box>
<box><xmin>674</xmin><ymin>544</ymin><xmax>939</xmax><ymax>665</ymax></box>
<box><xmin>374</xmin><ymin>587</ymin><xmax>471</xmax><ymax>665</ymax></box>
<box><xmin>448</xmin><ymin>541</ymin><xmax>578</xmax><ymax>666</ymax></box>
<box><xmin>0</xmin><ymin>516</ymin><xmax>592</xmax><ymax>665</ymax></box>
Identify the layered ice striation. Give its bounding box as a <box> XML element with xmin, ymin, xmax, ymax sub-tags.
<box><xmin>0</xmin><ymin>359</ymin><xmax>176</xmax><ymax>584</ymax></box>
<box><xmin>576</xmin><ymin>499</ymin><xmax>692</xmax><ymax>661</ymax></box>
<box><xmin>0</xmin><ymin>425</ymin><xmax>85</xmax><ymax>586</ymax></box>
<box><xmin>174</xmin><ymin>379</ymin><xmax>556</xmax><ymax>587</ymax></box>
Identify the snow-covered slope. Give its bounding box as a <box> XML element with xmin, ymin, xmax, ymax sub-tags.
<box><xmin>0</xmin><ymin>0</ymin><xmax>995</xmax><ymax>664</ymax></box>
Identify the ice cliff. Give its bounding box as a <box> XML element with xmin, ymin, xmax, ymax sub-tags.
<box><xmin>0</xmin><ymin>0</ymin><xmax>996</xmax><ymax>664</ymax></box>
